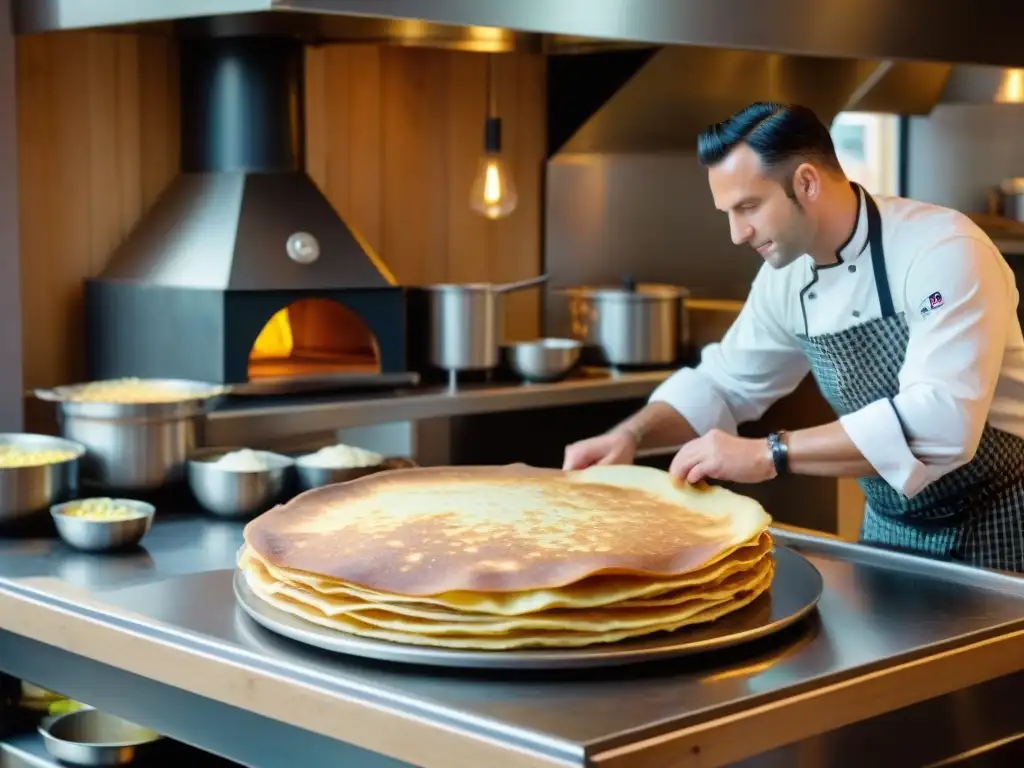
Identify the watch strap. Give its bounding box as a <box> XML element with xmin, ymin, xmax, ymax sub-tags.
<box><xmin>767</xmin><ymin>431</ymin><xmax>789</xmax><ymax>476</ymax></box>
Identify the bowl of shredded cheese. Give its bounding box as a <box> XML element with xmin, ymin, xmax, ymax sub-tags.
<box><xmin>0</xmin><ymin>433</ymin><xmax>86</xmax><ymax>526</ymax></box>
<box><xmin>294</xmin><ymin>442</ymin><xmax>415</xmax><ymax>490</ymax></box>
<box><xmin>50</xmin><ymin>497</ymin><xmax>155</xmax><ymax>552</ymax></box>
<box><xmin>186</xmin><ymin>447</ymin><xmax>294</xmax><ymax>519</ymax></box>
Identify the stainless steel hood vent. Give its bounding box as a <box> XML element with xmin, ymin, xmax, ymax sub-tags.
<box><xmin>16</xmin><ymin>1</ymin><xmax>1024</xmax><ymax>71</ymax></box>
<box><xmin>19</xmin><ymin>1</ymin><xmax>1024</xmax><ymax>146</ymax></box>
<box><xmin>938</xmin><ymin>65</ymin><xmax>1024</xmax><ymax>105</ymax></box>
<box><xmin>551</xmin><ymin>48</ymin><xmax>952</xmax><ymax>156</ymax></box>
<box><xmin>548</xmin><ymin>50</ymin><xmax>1024</xmax><ymax>156</ymax></box>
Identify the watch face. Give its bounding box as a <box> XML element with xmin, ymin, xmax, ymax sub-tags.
<box><xmin>769</xmin><ymin>433</ymin><xmax>789</xmax><ymax>474</ymax></box>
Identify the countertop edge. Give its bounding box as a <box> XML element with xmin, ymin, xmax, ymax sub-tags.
<box><xmin>0</xmin><ymin>578</ymin><xmax>581</xmax><ymax>768</ymax></box>
<box><xmin>589</xmin><ymin>625</ymin><xmax>1024</xmax><ymax>767</ymax></box>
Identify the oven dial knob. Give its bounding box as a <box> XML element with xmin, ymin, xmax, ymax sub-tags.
<box><xmin>286</xmin><ymin>232</ymin><xmax>320</xmax><ymax>264</ymax></box>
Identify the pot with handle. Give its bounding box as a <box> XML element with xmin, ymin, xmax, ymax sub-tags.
<box><xmin>560</xmin><ymin>278</ymin><xmax>690</xmax><ymax>367</ymax></box>
<box><xmin>425</xmin><ymin>274</ymin><xmax>548</xmax><ymax>387</ymax></box>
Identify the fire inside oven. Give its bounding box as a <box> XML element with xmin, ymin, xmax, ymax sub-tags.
<box><xmin>247</xmin><ymin>299</ymin><xmax>381</xmax><ymax>380</ymax></box>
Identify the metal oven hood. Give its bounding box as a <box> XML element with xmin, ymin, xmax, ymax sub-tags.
<box><xmin>550</xmin><ymin>50</ymin><xmax>953</xmax><ymax>155</ymax></box>
<box><xmin>15</xmin><ymin>2</ymin><xmax>1024</xmax><ymax>143</ymax></box>
<box><xmin>13</xmin><ymin>0</ymin><xmax>1024</xmax><ymax>69</ymax></box>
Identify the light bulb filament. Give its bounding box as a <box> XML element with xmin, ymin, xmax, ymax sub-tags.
<box><xmin>483</xmin><ymin>161</ymin><xmax>502</xmax><ymax>205</ymax></box>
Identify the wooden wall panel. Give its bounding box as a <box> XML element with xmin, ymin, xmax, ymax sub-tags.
<box><xmin>303</xmin><ymin>45</ymin><xmax>546</xmax><ymax>341</ymax></box>
<box><xmin>17</xmin><ymin>34</ymin><xmax>547</xmax><ymax>399</ymax></box>
<box><xmin>17</xmin><ymin>31</ymin><xmax>179</xmax><ymax>399</ymax></box>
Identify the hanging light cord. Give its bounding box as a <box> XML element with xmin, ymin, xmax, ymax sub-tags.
<box><xmin>486</xmin><ymin>53</ymin><xmax>497</xmax><ymax>119</ymax></box>
<box><xmin>483</xmin><ymin>53</ymin><xmax>502</xmax><ymax>154</ymax></box>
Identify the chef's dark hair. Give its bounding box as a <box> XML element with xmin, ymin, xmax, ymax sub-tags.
<box><xmin>697</xmin><ymin>102</ymin><xmax>843</xmax><ymax>177</ymax></box>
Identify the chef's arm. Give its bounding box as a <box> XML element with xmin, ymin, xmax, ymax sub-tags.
<box><xmin>636</xmin><ymin>266</ymin><xmax>810</xmax><ymax>449</ymax></box>
<box><xmin>782</xmin><ymin>421</ymin><xmax>876</xmax><ymax>477</ymax></box>
<box><xmin>612</xmin><ymin>401</ymin><xmax>698</xmax><ymax>450</ymax></box>
<box><xmin>814</xmin><ymin>234</ymin><xmax>1010</xmax><ymax>497</ymax></box>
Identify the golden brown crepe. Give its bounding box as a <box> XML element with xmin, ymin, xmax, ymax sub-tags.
<box><xmin>238</xmin><ymin>464</ymin><xmax>775</xmax><ymax>650</ymax></box>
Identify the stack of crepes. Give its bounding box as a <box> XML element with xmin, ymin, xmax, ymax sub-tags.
<box><xmin>238</xmin><ymin>464</ymin><xmax>775</xmax><ymax>651</ymax></box>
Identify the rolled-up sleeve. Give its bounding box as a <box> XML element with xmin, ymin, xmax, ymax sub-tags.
<box><xmin>838</xmin><ymin>234</ymin><xmax>1012</xmax><ymax>498</ymax></box>
<box><xmin>649</xmin><ymin>266</ymin><xmax>809</xmax><ymax>436</ymax></box>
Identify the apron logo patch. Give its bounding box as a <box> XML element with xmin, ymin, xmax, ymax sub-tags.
<box><xmin>918</xmin><ymin>291</ymin><xmax>944</xmax><ymax>318</ymax></box>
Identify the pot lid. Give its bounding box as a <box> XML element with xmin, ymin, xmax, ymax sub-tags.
<box><xmin>560</xmin><ymin>282</ymin><xmax>689</xmax><ymax>300</ymax></box>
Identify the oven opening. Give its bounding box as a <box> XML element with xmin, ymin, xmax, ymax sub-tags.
<box><xmin>247</xmin><ymin>298</ymin><xmax>381</xmax><ymax>381</ymax></box>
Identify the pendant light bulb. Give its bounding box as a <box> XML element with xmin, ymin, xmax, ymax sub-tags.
<box><xmin>470</xmin><ymin>100</ymin><xmax>518</xmax><ymax>220</ymax></box>
<box><xmin>470</xmin><ymin>153</ymin><xmax>518</xmax><ymax>220</ymax></box>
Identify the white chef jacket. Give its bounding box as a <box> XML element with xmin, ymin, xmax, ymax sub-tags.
<box><xmin>650</xmin><ymin>186</ymin><xmax>1024</xmax><ymax>498</ymax></box>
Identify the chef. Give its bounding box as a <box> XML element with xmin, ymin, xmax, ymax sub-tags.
<box><xmin>563</xmin><ymin>101</ymin><xmax>1024</xmax><ymax>574</ymax></box>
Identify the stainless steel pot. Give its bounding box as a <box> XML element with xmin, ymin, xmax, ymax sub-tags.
<box><xmin>426</xmin><ymin>275</ymin><xmax>548</xmax><ymax>385</ymax></box>
<box><xmin>39</xmin><ymin>708</ymin><xmax>163</xmax><ymax>766</ymax></box>
<box><xmin>991</xmin><ymin>178</ymin><xmax>1024</xmax><ymax>222</ymax></box>
<box><xmin>561</xmin><ymin>282</ymin><xmax>690</xmax><ymax>367</ymax></box>
<box><xmin>34</xmin><ymin>379</ymin><xmax>229</xmax><ymax>491</ymax></box>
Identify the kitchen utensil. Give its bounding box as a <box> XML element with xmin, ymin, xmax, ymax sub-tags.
<box><xmin>34</xmin><ymin>379</ymin><xmax>230</xmax><ymax>491</ymax></box>
<box><xmin>294</xmin><ymin>455</ymin><xmax>418</xmax><ymax>492</ymax></box>
<box><xmin>38</xmin><ymin>708</ymin><xmax>163</xmax><ymax>765</ymax></box>
<box><xmin>425</xmin><ymin>275</ymin><xmax>549</xmax><ymax>386</ymax></box>
<box><xmin>186</xmin><ymin>447</ymin><xmax>294</xmax><ymax>519</ymax></box>
<box><xmin>503</xmin><ymin>338</ymin><xmax>582</xmax><ymax>383</ymax></box>
<box><xmin>50</xmin><ymin>499</ymin><xmax>155</xmax><ymax>552</ymax></box>
<box><xmin>0</xmin><ymin>433</ymin><xmax>85</xmax><ymax>527</ymax></box>
<box><xmin>560</xmin><ymin>280</ymin><xmax>689</xmax><ymax>367</ymax></box>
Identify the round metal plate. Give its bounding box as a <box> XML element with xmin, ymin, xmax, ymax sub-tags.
<box><xmin>233</xmin><ymin>545</ymin><xmax>823</xmax><ymax>670</ymax></box>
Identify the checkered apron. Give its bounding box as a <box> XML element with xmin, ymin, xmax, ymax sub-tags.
<box><xmin>795</xmin><ymin>191</ymin><xmax>1024</xmax><ymax>573</ymax></box>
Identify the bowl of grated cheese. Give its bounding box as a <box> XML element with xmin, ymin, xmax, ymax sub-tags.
<box><xmin>294</xmin><ymin>443</ymin><xmax>415</xmax><ymax>491</ymax></box>
<box><xmin>50</xmin><ymin>497</ymin><xmax>155</xmax><ymax>552</ymax></box>
<box><xmin>186</xmin><ymin>447</ymin><xmax>294</xmax><ymax>519</ymax></box>
<box><xmin>0</xmin><ymin>433</ymin><xmax>86</xmax><ymax>527</ymax></box>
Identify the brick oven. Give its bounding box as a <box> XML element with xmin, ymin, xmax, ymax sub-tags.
<box><xmin>84</xmin><ymin>34</ymin><xmax>415</xmax><ymax>394</ymax></box>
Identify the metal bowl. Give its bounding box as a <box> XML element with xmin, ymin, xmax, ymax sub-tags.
<box><xmin>503</xmin><ymin>338</ymin><xmax>582</xmax><ymax>382</ymax></box>
<box><xmin>294</xmin><ymin>455</ymin><xmax>417</xmax><ymax>492</ymax></box>
<box><xmin>0</xmin><ymin>433</ymin><xmax>86</xmax><ymax>527</ymax></box>
<box><xmin>39</xmin><ymin>708</ymin><xmax>163</xmax><ymax>766</ymax></box>
<box><xmin>187</xmin><ymin>447</ymin><xmax>294</xmax><ymax>519</ymax></box>
<box><xmin>50</xmin><ymin>499</ymin><xmax>155</xmax><ymax>553</ymax></box>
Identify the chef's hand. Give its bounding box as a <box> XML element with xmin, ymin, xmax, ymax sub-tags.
<box><xmin>562</xmin><ymin>429</ymin><xmax>636</xmax><ymax>470</ymax></box>
<box><xmin>669</xmin><ymin>430</ymin><xmax>776</xmax><ymax>485</ymax></box>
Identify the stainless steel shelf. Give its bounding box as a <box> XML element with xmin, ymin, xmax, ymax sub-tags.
<box><xmin>206</xmin><ymin>369</ymin><xmax>671</xmax><ymax>444</ymax></box>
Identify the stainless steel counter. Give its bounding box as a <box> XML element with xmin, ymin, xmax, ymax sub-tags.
<box><xmin>1</xmin><ymin>514</ymin><xmax>1024</xmax><ymax>767</ymax></box>
<box><xmin>206</xmin><ymin>368</ymin><xmax>671</xmax><ymax>444</ymax></box>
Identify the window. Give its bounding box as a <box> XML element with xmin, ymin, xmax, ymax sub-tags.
<box><xmin>830</xmin><ymin>112</ymin><xmax>901</xmax><ymax>196</ymax></box>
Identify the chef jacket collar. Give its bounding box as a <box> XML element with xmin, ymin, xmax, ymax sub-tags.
<box><xmin>816</xmin><ymin>182</ymin><xmax>870</xmax><ymax>271</ymax></box>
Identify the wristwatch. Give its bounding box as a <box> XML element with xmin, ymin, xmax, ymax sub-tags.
<box><xmin>767</xmin><ymin>431</ymin><xmax>789</xmax><ymax>476</ymax></box>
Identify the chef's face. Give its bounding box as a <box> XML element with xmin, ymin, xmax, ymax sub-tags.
<box><xmin>707</xmin><ymin>143</ymin><xmax>820</xmax><ymax>269</ymax></box>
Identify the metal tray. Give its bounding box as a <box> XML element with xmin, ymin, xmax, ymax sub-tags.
<box><xmin>232</xmin><ymin>545</ymin><xmax>824</xmax><ymax>670</ymax></box>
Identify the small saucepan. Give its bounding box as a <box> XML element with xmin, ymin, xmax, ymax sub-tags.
<box><xmin>424</xmin><ymin>274</ymin><xmax>550</xmax><ymax>380</ymax></box>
